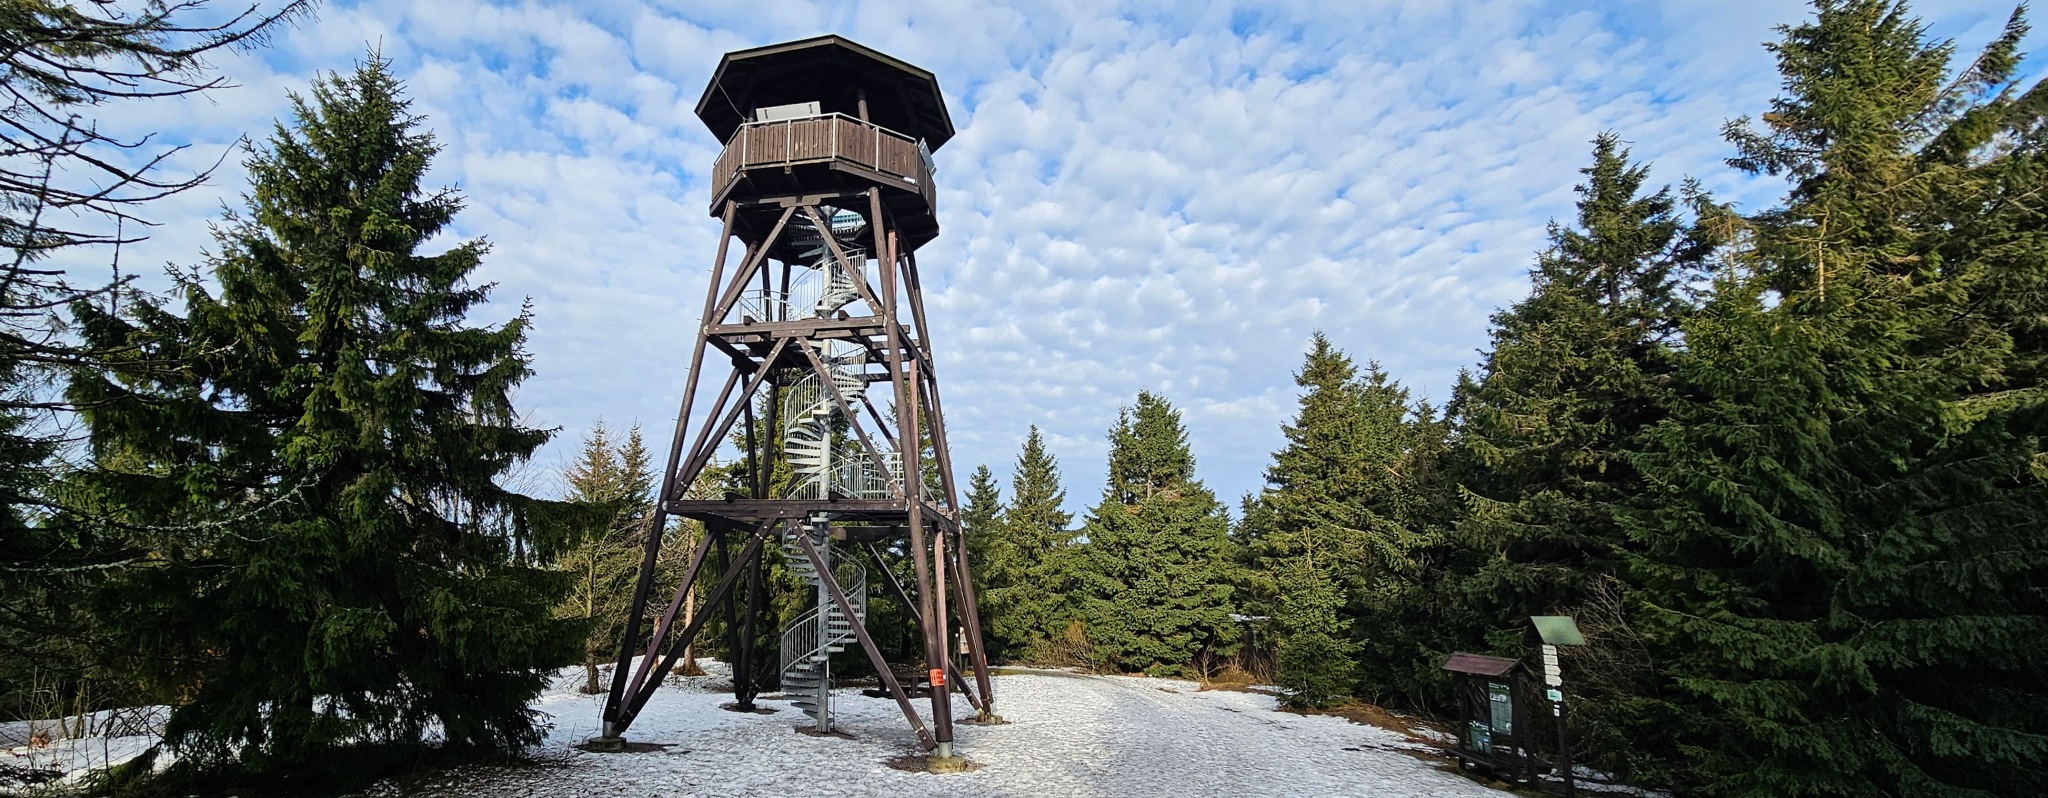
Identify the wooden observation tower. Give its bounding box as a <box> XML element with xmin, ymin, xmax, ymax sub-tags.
<box><xmin>598</xmin><ymin>36</ymin><xmax>994</xmax><ymax>759</ymax></box>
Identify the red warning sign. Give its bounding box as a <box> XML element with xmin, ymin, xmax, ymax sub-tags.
<box><xmin>930</xmin><ymin>668</ymin><xmax>945</xmax><ymax>687</ymax></box>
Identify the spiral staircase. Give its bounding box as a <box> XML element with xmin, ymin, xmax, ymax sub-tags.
<box><xmin>770</xmin><ymin>211</ymin><xmax>901</xmax><ymax>729</ymax></box>
<box><xmin>778</xmin><ymin>518</ymin><xmax>868</xmax><ymax>730</ymax></box>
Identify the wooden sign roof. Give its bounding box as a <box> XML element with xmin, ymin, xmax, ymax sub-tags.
<box><xmin>1442</xmin><ymin>652</ymin><xmax>1521</xmax><ymax>677</ymax></box>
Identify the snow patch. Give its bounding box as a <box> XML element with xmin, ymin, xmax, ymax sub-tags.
<box><xmin>355</xmin><ymin>663</ymin><xmax>1514</xmax><ymax>797</ymax></box>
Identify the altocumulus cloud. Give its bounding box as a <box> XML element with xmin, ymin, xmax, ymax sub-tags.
<box><xmin>66</xmin><ymin>0</ymin><xmax>2041</xmax><ymax>510</ymax></box>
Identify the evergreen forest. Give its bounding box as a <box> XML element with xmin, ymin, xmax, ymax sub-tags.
<box><xmin>0</xmin><ymin>1</ymin><xmax>2042</xmax><ymax>796</ymax></box>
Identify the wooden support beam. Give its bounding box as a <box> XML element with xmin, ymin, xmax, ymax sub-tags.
<box><xmin>617</xmin><ymin>528</ymin><xmax>771</xmax><ymax>727</ymax></box>
<box><xmin>604</xmin><ymin>202</ymin><xmax>736</xmax><ymax>731</ymax></box>
<box><xmin>797</xmin><ymin>533</ymin><xmax>935</xmax><ymax>749</ymax></box>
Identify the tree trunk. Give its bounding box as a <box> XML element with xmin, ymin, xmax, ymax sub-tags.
<box><xmin>681</xmin><ymin>582</ymin><xmax>698</xmax><ymax>672</ymax></box>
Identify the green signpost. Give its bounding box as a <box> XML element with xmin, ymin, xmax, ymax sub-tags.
<box><xmin>1531</xmin><ymin>616</ymin><xmax>1585</xmax><ymax>797</ymax></box>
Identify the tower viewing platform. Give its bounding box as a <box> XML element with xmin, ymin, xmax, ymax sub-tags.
<box><xmin>696</xmin><ymin>35</ymin><xmax>952</xmax><ymax>254</ymax></box>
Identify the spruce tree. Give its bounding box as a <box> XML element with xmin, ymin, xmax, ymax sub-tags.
<box><xmin>1239</xmin><ymin>334</ymin><xmax>1436</xmax><ymax>704</ymax></box>
<box><xmin>1622</xmin><ymin>3</ymin><xmax>2048</xmax><ymax>794</ymax></box>
<box><xmin>1452</xmin><ymin>133</ymin><xmax>1703</xmax><ymax>636</ymax></box>
<box><xmin>616</xmin><ymin>424</ymin><xmax>656</xmax><ymax>524</ymax></box>
<box><xmin>555</xmin><ymin>420</ymin><xmax>652</xmax><ymax>693</ymax></box>
<box><xmin>959</xmin><ymin>464</ymin><xmax>1018</xmax><ymax>658</ymax></box>
<box><xmin>1437</xmin><ymin>133</ymin><xmax>1712</xmax><ymax>779</ymax></box>
<box><xmin>999</xmin><ymin>426</ymin><xmax>1077</xmax><ymax>660</ymax></box>
<box><xmin>66</xmin><ymin>56</ymin><xmax>577</xmax><ymax>773</ymax></box>
<box><xmin>1075</xmin><ymin>392</ymin><xmax>1239</xmax><ymax>675</ymax></box>
<box><xmin>1273</xmin><ymin>555</ymin><xmax>1353</xmax><ymax>709</ymax></box>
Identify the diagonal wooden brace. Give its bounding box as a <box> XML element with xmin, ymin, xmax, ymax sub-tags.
<box><xmin>798</xmin><ymin>533</ymin><xmax>936</xmax><ymax>749</ymax></box>
<box><xmin>615</xmin><ymin>528</ymin><xmax>771</xmax><ymax>730</ymax></box>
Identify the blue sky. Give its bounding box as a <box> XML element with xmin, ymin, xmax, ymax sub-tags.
<box><xmin>78</xmin><ymin>0</ymin><xmax>2039</xmax><ymax>514</ymax></box>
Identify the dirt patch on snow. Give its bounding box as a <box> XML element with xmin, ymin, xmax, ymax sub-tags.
<box><xmin>572</xmin><ymin>739</ymin><xmax>678</xmax><ymax>754</ymax></box>
<box><xmin>883</xmin><ymin>754</ymin><xmax>986</xmax><ymax>774</ymax></box>
<box><xmin>1196</xmin><ymin>681</ymin><xmax>1283</xmax><ymax>698</ymax></box>
<box><xmin>1299</xmin><ymin>703</ymin><xmax>1442</xmax><ymax>744</ymax></box>
<box><xmin>793</xmin><ymin>725</ymin><xmax>858</xmax><ymax>740</ymax></box>
<box><xmin>1272</xmin><ymin>702</ymin><xmax>1455</xmax><ymax>767</ymax></box>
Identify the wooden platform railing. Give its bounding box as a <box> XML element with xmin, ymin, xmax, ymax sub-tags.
<box><xmin>711</xmin><ymin>113</ymin><xmax>935</xmax><ymax>209</ymax></box>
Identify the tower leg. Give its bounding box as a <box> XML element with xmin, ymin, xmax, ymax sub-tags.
<box><xmin>602</xmin><ymin>204</ymin><xmax>736</xmax><ymax>738</ymax></box>
<box><xmin>929</xmin><ymin>512</ymin><xmax>955</xmax><ymax>759</ymax></box>
<box><xmin>949</xmin><ymin>522</ymin><xmax>1000</xmax><ymax>721</ymax></box>
<box><xmin>901</xmin><ymin>359</ymin><xmax>956</xmax><ymax>759</ymax></box>
<box><xmin>735</xmin><ymin>527</ymin><xmax>764</xmax><ymax>710</ymax></box>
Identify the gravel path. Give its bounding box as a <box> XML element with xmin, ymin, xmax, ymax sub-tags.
<box><xmin>347</xmin><ymin>664</ymin><xmax>1510</xmax><ymax>798</ymax></box>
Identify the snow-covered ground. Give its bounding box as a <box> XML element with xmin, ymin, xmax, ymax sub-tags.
<box><xmin>347</xmin><ymin>662</ymin><xmax>1512</xmax><ymax>798</ymax></box>
<box><xmin>3</xmin><ymin>662</ymin><xmax>1516</xmax><ymax>797</ymax></box>
<box><xmin>2</xmin><ymin>705</ymin><xmax>166</xmax><ymax>792</ymax></box>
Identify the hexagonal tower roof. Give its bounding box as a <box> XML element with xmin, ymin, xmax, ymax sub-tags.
<box><xmin>694</xmin><ymin>35</ymin><xmax>956</xmax><ymax>151</ymax></box>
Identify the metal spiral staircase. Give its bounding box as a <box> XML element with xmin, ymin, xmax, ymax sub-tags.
<box><xmin>779</xmin><ymin>518</ymin><xmax>868</xmax><ymax>730</ymax></box>
<box><xmin>770</xmin><ymin>211</ymin><xmax>900</xmax><ymax>729</ymax></box>
<box><xmin>768</xmin><ymin>211</ymin><xmax>903</xmax><ymax>503</ymax></box>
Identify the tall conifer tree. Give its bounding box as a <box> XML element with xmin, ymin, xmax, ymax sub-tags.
<box><xmin>68</xmin><ymin>56</ymin><xmax>577</xmax><ymax>772</ymax></box>
<box><xmin>1622</xmin><ymin>3</ymin><xmax>2048</xmax><ymax>794</ymax></box>
<box><xmin>1075</xmin><ymin>392</ymin><xmax>1239</xmax><ymax>675</ymax></box>
<box><xmin>556</xmin><ymin>420</ymin><xmax>655</xmax><ymax>693</ymax></box>
<box><xmin>959</xmin><ymin>464</ymin><xmax>1019</xmax><ymax>658</ymax></box>
<box><xmin>1240</xmin><ymin>334</ymin><xmax>1437</xmax><ymax>704</ymax></box>
<box><xmin>1001</xmin><ymin>426</ymin><xmax>1076</xmax><ymax>659</ymax></box>
<box><xmin>1452</xmin><ymin>134</ymin><xmax>1704</xmax><ymax>640</ymax></box>
<box><xmin>1439</xmin><ymin>134</ymin><xmax>1712</xmax><ymax>779</ymax></box>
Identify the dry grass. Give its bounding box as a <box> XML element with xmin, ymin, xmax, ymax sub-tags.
<box><xmin>1291</xmin><ymin>702</ymin><xmax>1443</xmax><ymax>746</ymax></box>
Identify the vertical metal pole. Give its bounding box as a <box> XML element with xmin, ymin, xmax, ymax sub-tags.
<box><xmin>1555</xmin><ymin>692</ymin><xmax>1574</xmax><ymax>797</ymax></box>
<box><xmin>816</xmin><ymin>537</ymin><xmax>833</xmax><ymax>732</ymax></box>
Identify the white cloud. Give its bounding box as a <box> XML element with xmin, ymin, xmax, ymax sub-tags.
<box><xmin>52</xmin><ymin>0</ymin><xmax>2041</xmax><ymax>515</ymax></box>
